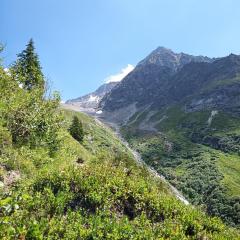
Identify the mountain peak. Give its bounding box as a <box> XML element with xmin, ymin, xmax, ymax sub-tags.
<box><xmin>138</xmin><ymin>46</ymin><xmax>212</xmax><ymax>71</ymax></box>
<box><xmin>228</xmin><ymin>53</ymin><xmax>240</xmax><ymax>61</ymax></box>
<box><xmin>142</xmin><ymin>46</ymin><xmax>177</xmax><ymax>60</ymax></box>
<box><xmin>153</xmin><ymin>46</ymin><xmax>174</xmax><ymax>54</ymax></box>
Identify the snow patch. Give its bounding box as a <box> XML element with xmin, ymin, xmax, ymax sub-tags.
<box><xmin>88</xmin><ymin>95</ymin><xmax>99</xmax><ymax>102</ymax></box>
<box><xmin>96</xmin><ymin>110</ymin><xmax>103</xmax><ymax>114</ymax></box>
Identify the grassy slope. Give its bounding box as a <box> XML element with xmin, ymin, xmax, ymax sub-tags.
<box><xmin>0</xmin><ymin>109</ymin><xmax>239</xmax><ymax>239</ymax></box>
<box><xmin>218</xmin><ymin>152</ymin><xmax>240</xmax><ymax>196</ymax></box>
<box><xmin>121</xmin><ymin>105</ymin><xmax>240</xmax><ymax>227</ymax></box>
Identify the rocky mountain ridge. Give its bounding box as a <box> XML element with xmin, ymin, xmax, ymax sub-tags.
<box><xmin>100</xmin><ymin>48</ymin><xmax>240</xmax><ymax>120</ymax></box>
<box><xmin>137</xmin><ymin>46</ymin><xmax>213</xmax><ymax>71</ymax></box>
<box><xmin>66</xmin><ymin>82</ymin><xmax>118</xmax><ymax>111</ymax></box>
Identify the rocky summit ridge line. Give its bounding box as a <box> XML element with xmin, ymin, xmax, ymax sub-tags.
<box><xmin>99</xmin><ymin>48</ymin><xmax>240</xmax><ymax>118</ymax></box>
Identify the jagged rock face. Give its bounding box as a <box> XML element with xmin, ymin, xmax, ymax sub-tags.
<box><xmin>100</xmin><ymin>65</ymin><xmax>174</xmax><ymax>111</ymax></box>
<box><xmin>167</xmin><ymin>55</ymin><xmax>240</xmax><ymax>113</ymax></box>
<box><xmin>66</xmin><ymin>82</ymin><xmax>118</xmax><ymax>110</ymax></box>
<box><xmin>100</xmin><ymin>48</ymin><xmax>240</xmax><ymax>117</ymax></box>
<box><xmin>100</xmin><ymin>47</ymin><xmax>213</xmax><ymax>111</ymax></box>
<box><xmin>137</xmin><ymin>47</ymin><xmax>213</xmax><ymax>71</ymax></box>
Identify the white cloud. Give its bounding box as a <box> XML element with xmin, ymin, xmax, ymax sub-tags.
<box><xmin>104</xmin><ymin>64</ymin><xmax>134</xmax><ymax>83</ymax></box>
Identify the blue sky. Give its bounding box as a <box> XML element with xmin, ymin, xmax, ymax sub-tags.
<box><xmin>2</xmin><ymin>0</ymin><xmax>240</xmax><ymax>101</ymax></box>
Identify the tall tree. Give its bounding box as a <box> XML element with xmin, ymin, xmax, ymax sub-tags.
<box><xmin>12</xmin><ymin>39</ymin><xmax>44</xmax><ymax>91</ymax></box>
<box><xmin>69</xmin><ymin>116</ymin><xmax>84</xmax><ymax>142</ymax></box>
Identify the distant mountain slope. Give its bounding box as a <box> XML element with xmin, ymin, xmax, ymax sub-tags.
<box><xmin>100</xmin><ymin>48</ymin><xmax>240</xmax><ymax>115</ymax></box>
<box><xmin>97</xmin><ymin>47</ymin><xmax>240</xmax><ymax>227</ymax></box>
<box><xmin>99</xmin><ymin>48</ymin><xmax>214</xmax><ymax>112</ymax></box>
<box><xmin>66</xmin><ymin>82</ymin><xmax>118</xmax><ymax>111</ymax></box>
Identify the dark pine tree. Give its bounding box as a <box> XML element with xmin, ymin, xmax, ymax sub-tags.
<box><xmin>69</xmin><ymin>116</ymin><xmax>84</xmax><ymax>142</ymax></box>
<box><xmin>13</xmin><ymin>39</ymin><xmax>44</xmax><ymax>91</ymax></box>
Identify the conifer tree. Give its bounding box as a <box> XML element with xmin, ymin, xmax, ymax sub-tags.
<box><xmin>69</xmin><ymin>116</ymin><xmax>84</xmax><ymax>142</ymax></box>
<box><xmin>12</xmin><ymin>39</ymin><xmax>44</xmax><ymax>91</ymax></box>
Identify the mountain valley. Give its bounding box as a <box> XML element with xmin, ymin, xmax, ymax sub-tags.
<box><xmin>67</xmin><ymin>47</ymin><xmax>240</xmax><ymax>227</ymax></box>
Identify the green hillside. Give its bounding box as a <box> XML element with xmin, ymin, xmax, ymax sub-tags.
<box><xmin>1</xmin><ymin>108</ymin><xmax>239</xmax><ymax>239</ymax></box>
<box><xmin>121</xmin><ymin>105</ymin><xmax>240</xmax><ymax>227</ymax></box>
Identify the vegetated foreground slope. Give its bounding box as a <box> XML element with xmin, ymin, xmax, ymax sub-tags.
<box><xmin>1</xmin><ymin>108</ymin><xmax>239</xmax><ymax>239</ymax></box>
<box><xmin>98</xmin><ymin>47</ymin><xmax>240</xmax><ymax>228</ymax></box>
<box><xmin>1</xmin><ymin>42</ymin><xmax>239</xmax><ymax>239</ymax></box>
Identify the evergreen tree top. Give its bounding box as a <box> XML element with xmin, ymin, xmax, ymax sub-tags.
<box><xmin>13</xmin><ymin>38</ymin><xmax>45</xmax><ymax>91</ymax></box>
<box><xmin>69</xmin><ymin>115</ymin><xmax>84</xmax><ymax>143</ymax></box>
